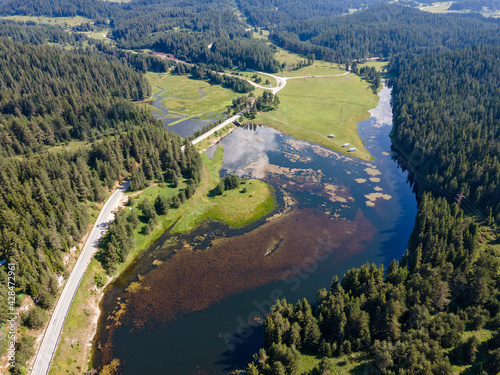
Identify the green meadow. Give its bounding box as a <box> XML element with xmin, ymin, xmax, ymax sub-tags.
<box><xmin>250</xmin><ymin>71</ymin><xmax>379</xmax><ymax>160</ymax></box>
<box><xmin>146</xmin><ymin>72</ymin><xmax>247</xmax><ymax>121</ymax></box>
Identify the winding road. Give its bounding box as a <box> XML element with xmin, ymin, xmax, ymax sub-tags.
<box><xmin>30</xmin><ymin>181</ymin><xmax>130</xmax><ymax>375</ymax></box>
<box><xmin>246</xmin><ymin>69</ymin><xmax>351</xmax><ymax>94</ymax></box>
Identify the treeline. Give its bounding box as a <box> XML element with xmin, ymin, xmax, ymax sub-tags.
<box><xmin>268</xmin><ymin>5</ymin><xmax>500</xmax><ymax>63</ymax></box>
<box><xmin>0</xmin><ymin>19</ymin><xmax>87</xmax><ymax>45</ymax></box>
<box><xmin>215</xmin><ymin>174</ymin><xmax>240</xmax><ymax>195</ymax></box>
<box><xmin>355</xmin><ymin>65</ymin><xmax>381</xmax><ymax>93</ymax></box>
<box><xmin>246</xmin><ymin>3</ymin><xmax>500</xmax><ymax>374</ymax></box>
<box><xmin>390</xmin><ymin>46</ymin><xmax>500</xmax><ymax>222</ymax></box>
<box><xmin>173</xmin><ymin>63</ymin><xmax>255</xmax><ymax>93</ymax></box>
<box><xmin>248</xmin><ymin>195</ymin><xmax>500</xmax><ymax>374</ymax></box>
<box><xmin>91</xmin><ymin>42</ymin><xmax>171</xmax><ymax>73</ymax></box>
<box><xmin>0</xmin><ymin>0</ymin><xmax>114</xmax><ymax>19</ymax></box>
<box><xmin>235</xmin><ymin>0</ymin><xmax>390</xmax><ymax>28</ymax></box>
<box><xmin>97</xmin><ymin>135</ymin><xmax>202</xmax><ymax>272</ymax></box>
<box><xmin>151</xmin><ymin>32</ymin><xmax>281</xmax><ymax>73</ymax></box>
<box><xmin>449</xmin><ymin>0</ymin><xmax>500</xmax><ymax>11</ymax></box>
<box><xmin>0</xmin><ymin>38</ymin><xmax>150</xmax><ymax>157</ymax></box>
<box><xmin>206</xmin><ymin>72</ymin><xmax>255</xmax><ymax>93</ymax></box>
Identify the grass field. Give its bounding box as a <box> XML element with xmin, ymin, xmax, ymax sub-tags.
<box><xmin>297</xmin><ymin>353</ymin><xmax>322</xmax><ymax>373</ymax></box>
<box><xmin>146</xmin><ymin>72</ymin><xmax>245</xmax><ymax>121</ymax></box>
<box><xmin>274</xmin><ymin>47</ymin><xmax>305</xmax><ymax>67</ymax></box>
<box><xmin>418</xmin><ymin>1</ymin><xmax>500</xmax><ymax>17</ymax></box>
<box><xmin>224</xmin><ymin>68</ymin><xmax>276</xmax><ymax>88</ymax></box>
<box><xmin>249</xmin><ymin>71</ymin><xmax>379</xmax><ymax>160</ymax></box>
<box><xmin>419</xmin><ymin>1</ymin><xmax>454</xmax><ymax>13</ymax></box>
<box><xmin>252</xmin><ymin>29</ymin><xmax>270</xmax><ymax>40</ymax></box>
<box><xmin>173</xmin><ymin>146</ymin><xmax>275</xmax><ymax>232</ymax></box>
<box><xmin>283</xmin><ymin>61</ymin><xmax>346</xmax><ymax>78</ymax></box>
<box><xmin>2</xmin><ymin>15</ymin><xmax>93</xmax><ymax>27</ymax></box>
<box><xmin>84</xmin><ymin>30</ymin><xmax>111</xmax><ymax>41</ymax></box>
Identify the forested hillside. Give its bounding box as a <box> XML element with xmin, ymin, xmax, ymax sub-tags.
<box><xmin>245</xmin><ymin>5</ymin><xmax>500</xmax><ymax>375</ymax></box>
<box><xmin>449</xmin><ymin>0</ymin><xmax>500</xmax><ymax>11</ymax></box>
<box><xmin>0</xmin><ymin>1</ymin><xmax>498</xmax><ymax>374</ymax></box>
<box><xmin>235</xmin><ymin>0</ymin><xmax>388</xmax><ymax>27</ymax></box>
<box><xmin>390</xmin><ymin>46</ymin><xmax>500</xmax><ymax>222</ymax></box>
<box><xmin>0</xmin><ymin>0</ymin><xmax>282</xmax><ymax>72</ymax></box>
<box><xmin>0</xmin><ymin>19</ymin><xmax>87</xmax><ymax>45</ymax></box>
<box><xmin>269</xmin><ymin>5</ymin><xmax>500</xmax><ymax>63</ymax></box>
<box><xmin>0</xmin><ymin>27</ymin><xmax>203</xmax><ymax>371</ymax></box>
<box><xmin>248</xmin><ymin>193</ymin><xmax>500</xmax><ymax>374</ymax></box>
<box><xmin>0</xmin><ymin>38</ymin><xmax>150</xmax><ymax>156</ymax></box>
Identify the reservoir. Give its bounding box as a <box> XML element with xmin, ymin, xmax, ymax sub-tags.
<box><xmin>93</xmin><ymin>85</ymin><xmax>417</xmax><ymax>374</ymax></box>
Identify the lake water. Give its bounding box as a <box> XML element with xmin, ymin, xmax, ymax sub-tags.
<box><xmin>93</xmin><ymin>85</ymin><xmax>417</xmax><ymax>374</ymax></box>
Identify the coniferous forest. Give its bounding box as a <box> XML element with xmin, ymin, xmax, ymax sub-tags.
<box><xmin>0</xmin><ymin>20</ymin><xmax>203</xmax><ymax>360</ymax></box>
<box><xmin>242</xmin><ymin>4</ymin><xmax>500</xmax><ymax>375</ymax></box>
<box><xmin>0</xmin><ymin>0</ymin><xmax>498</xmax><ymax>373</ymax></box>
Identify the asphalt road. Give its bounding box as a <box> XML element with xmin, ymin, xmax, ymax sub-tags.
<box><xmin>30</xmin><ymin>181</ymin><xmax>130</xmax><ymax>375</ymax></box>
<box><xmin>191</xmin><ymin>113</ymin><xmax>242</xmax><ymax>146</ymax></box>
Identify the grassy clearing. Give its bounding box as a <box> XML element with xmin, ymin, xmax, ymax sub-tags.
<box><xmin>274</xmin><ymin>47</ymin><xmax>304</xmax><ymax>66</ymax></box>
<box><xmin>2</xmin><ymin>15</ymin><xmax>93</xmax><ymax>27</ymax></box>
<box><xmin>273</xmin><ymin>47</ymin><xmax>349</xmax><ymax>77</ymax></box>
<box><xmin>252</xmin><ymin>29</ymin><xmax>270</xmax><ymax>40</ymax></box>
<box><xmin>297</xmin><ymin>353</ymin><xmax>322</xmax><ymax>373</ymax></box>
<box><xmin>173</xmin><ymin>146</ymin><xmax>275</xmax><ymax>232</ymax></box>
<box><xmin>146</xmin><ymin>72</ymin><xmax>243</xmax><ymax>120</ymax></box>
<box><xmin>249</xmin><ymin>73</ymin><xmax>378</xmax><ymax>160</ymax></box>
<box><xmin>419</xmin><ymin>1</ymin><xmax>454</xmax><ymax>13</ymax></box>
<box><xmin>84</xmin><ymin>30</ymin><xmax>111</xmax><ymax>41</ymax></box>
<box><xmin>224</xmin><ymin>68</ymin><xmax>276</xmax><ymax>88</ymax></box>
<box><xmin>417</xmin><ymin>1</ymin><xmax>500</xmax><ymax>17</ymax></box>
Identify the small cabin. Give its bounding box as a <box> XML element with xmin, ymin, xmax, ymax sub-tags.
<box><xmin>343</xmin><ymin>143</ymin><xmax>351</xmax><ymax>147</ymax></box>
<box><xmin>348</xmin><ymin>147</ymin><xmax>357</xmax><ymax>152</ymax></box>
<box><xmin>328</xmin><ymin>134</ymin><xmax>335</xmax><ymax>138</ymax></box>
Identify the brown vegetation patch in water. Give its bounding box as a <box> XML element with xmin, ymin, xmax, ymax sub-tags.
<box><xmin>116</xmin><ymin>209</ymin><xmax>375</xmax><ymax>331</ymax></box>
<box><xmin>265</xmin><ymin>172</ymin><xmax>354</xmax><ymax>204</ymax></box>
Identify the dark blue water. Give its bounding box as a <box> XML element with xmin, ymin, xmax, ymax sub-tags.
<box><xmin>96</xmin><ymin>85</ymin><xmax>417</xmax><ymax>374</ymax></box>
